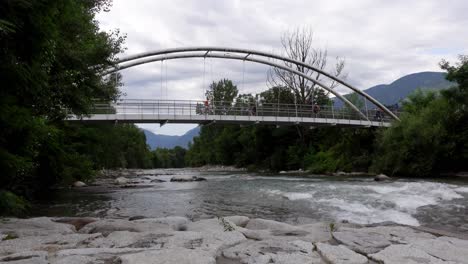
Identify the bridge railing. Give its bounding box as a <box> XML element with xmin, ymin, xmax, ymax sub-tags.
<box><xmin>89</xmin><ymin>99</ymin><xmax>399</xmax><ymax>123</ymax></box>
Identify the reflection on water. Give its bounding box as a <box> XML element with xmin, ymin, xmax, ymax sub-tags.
<box><xmin>34</xmin><ymin>169</ymin><xmax>468</xmax><ymax>234</ymax></box>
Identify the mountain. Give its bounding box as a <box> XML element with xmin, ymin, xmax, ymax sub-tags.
<box><xmin>143</xmin><ymin>126</ymin><xmax>200</xmax><ymax>150</ymax></box>
<box><xmin>334</xmin><ymin>71</ymin><xmax>453</xmax><ymax>108</ymax></box>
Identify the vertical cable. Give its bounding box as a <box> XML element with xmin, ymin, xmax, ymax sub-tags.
<box><xmin>160</xmin><ymin>60</ymin><xmax>163</xmax><ymax>100</ymax></box>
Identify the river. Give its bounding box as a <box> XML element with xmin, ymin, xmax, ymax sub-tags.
<box><xmin>34</xmin><ymin>169</ymin><xmax>468</xmax><ymax>234</ymax></box>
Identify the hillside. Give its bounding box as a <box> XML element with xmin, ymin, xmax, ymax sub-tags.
<box><xmin>143</xmin><ymin>126</ymin><xmax>200</xmax><ymax>150</ymax></box>
<box><xmin>335</xmin><ymin>71</ymin><xmax>453</xmax><ymax>107</ymax></box>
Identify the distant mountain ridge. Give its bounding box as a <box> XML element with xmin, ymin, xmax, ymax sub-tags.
<box><xmin>335</xmin><ymin>71</ymin><xmax>453</xmax><ymax>107</ymax></box>
<box><xmin>143</xmin><ymin>126</ymin><xmax>200</xmax><ymax>150</ymax></box>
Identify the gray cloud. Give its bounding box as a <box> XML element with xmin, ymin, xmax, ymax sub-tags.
<box><xmin>97</xmin><ymin>0</ymin><xmax>468</xmax><ymax>135</ymax></box>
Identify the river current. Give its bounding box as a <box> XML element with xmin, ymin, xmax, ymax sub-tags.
<box><xmin>36</xmin><ymin>169</ymin><xmax>468</xmax><ymax>234</ymax></box>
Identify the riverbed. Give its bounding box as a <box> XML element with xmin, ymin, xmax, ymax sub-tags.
<box><xmin>34</xmin><ymin>169</ymin><xmax>468</xmax><ymax>234</ymax></box>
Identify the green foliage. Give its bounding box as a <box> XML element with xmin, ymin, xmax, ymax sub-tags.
<box><xmin>372</xmin><ymin>56</ymin><xmax>468</xmax><ymax>176</ymax></box>
<box><xmin>0</xmin><ymin>0</ymin><xmax>133</xmax><ymax>215</ymax></box>
<box><xmin>0</xmin><ymin>191</ymin><xmax>30</xmax><ymax>216</ymax></box>
<box><xmin>151</xmin><ymin>147</ymin><xmax>186</xmax><ymax>168</ymax></box>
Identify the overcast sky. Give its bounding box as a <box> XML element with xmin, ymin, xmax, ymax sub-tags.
<box><xmin>97</xmin><ymin>0</ymin><xmax>468</xmax><ymax>135</ymax></box>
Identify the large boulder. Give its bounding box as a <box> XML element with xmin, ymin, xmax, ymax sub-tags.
<box><xmin>0</xmin><ymin>217</ymin><xmax>76</xmax><ymax>238</ymax></box>
<box><xmin>118</xmin><ymin>248</ymin><xmax>216</xmax><ymax>264</ymax></box>
<box><xmin>0</xmin><ymin>233</ymin><xmax>101</xmax><ymax>255</ymax></box>
<box><xmin>170</xmin><ymin>175</ymin><xmax>206</xmax><ymax>182</ymax></box>
<box><xmin>245</xmin><ymin>218</ymin><xmax>298</xmax><ymax>231</ymax></box>
<box><xmin>0</xmin><ymin>251</ymin><xmax>48</xmax><ymax>264</ymax></box>
<box><xmin>134</xmin><ymin>216</ymin><xmax>189</xmax><ymax>231</ymax></box>
<box><xmin>332</xmin><ymin>226</ymin><xmax>435</xmax><ymax>254</ymax></box>
<box><xmin>78</xmin><ymin>219</ymin><xmax>173</xmax><ymax>236</ymax></box>
<box><xmin>114</xmin><ymin>177</ymin><xmax>129</xmax><ymax>185</ymax></box>
<box><xmin>72</xmin><ymin>181</ymin><xmax>86</xmax><ymax>187</ymax></box>
<box><xmin>374</xmin><ymin>174</ymin><xmax>391</xmax><ymax>181</ymax></box>
<box><xmin>369</xmin><ymin>244</ymin><xmax>450</xmax><ymax>264</ymax></box>
<box><xmin>315</xmin><ymin>242</ymin><xmax>368</xmax><ymax>264</ymax></box>
<box><xmin>224</xmin><ymin>216</ymin><xmax>250</xmax><ymax>227</ymax></box>
<box><xmin>222</xmin><ymin>239</ymin><xmax>321</xmax><ymax>264</ymax></box>
<box><xmin>412</xmin><ymin>236</ymin><xmax>468</xmax><ymax>263</ymax></box>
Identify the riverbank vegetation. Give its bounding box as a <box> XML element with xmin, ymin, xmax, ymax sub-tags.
<box><xmin>0</xmin><ymin>0</ymin><xmax>152</xmax><ymax>215</ymax></box>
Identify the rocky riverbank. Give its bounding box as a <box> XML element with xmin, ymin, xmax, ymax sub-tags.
<box><xmin>1</xmin><ymin>216</ymin><xmax>467</xmax><ymax>264</ymax></box>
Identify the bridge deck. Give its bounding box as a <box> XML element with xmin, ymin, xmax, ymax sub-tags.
<box><xmin>68</xmin><ymin>99</ymin><xmax>395</xmax><ymax>127</ymax></box>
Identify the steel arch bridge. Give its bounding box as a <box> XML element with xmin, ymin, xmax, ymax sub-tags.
<box><xmin>70</xmin><ymin>47</ymin><xmax>400</xmax><ymax>127</ymax></box>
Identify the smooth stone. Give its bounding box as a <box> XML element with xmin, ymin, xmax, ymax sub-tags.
<box><xmin>170</xmin><ymin>175</ymin><xmax>206</xmax><ymax>182</ymax></box>
<box><xmin>223</xmin><ymin>216</ymin><xmax>250</xmax><ymax>227</ymax></box>
<box><xmin>374</xmin><ymin>173</ymin><xmax>391</xmax><ymax>181</ymax></box>
<box><xmin>118</xmin><ymin>248</ymin><xmax>216</xmax><ymax>264</ymax></box>
<box><xmin>114</xmin><ymin>177</ymin><xmax>129</xmax><ymax>185</ymax></box>
<box><xmin>55</xmin><ymin>247</ymin><xmax>146</xmax><ymax>257</ymax></box>
<box><xmin>150</xmin><ymin>179</ymin><xmax>166</xmax><ymax>183</ymax></box>
<box><xmin>369</xmin><ymin>244</ymin><xmax>457</xmax><ymax>264</ymax></box>
<box><xmin>0</xmin><ymin>251</ymin><xmax>48</xmax><ymax>264</ymax></box>
<box><xmin>245</xmin><ymin>218</ymin><xmax>298</xmax><ymax>231</ymax></box>
<box><xmin>128</xmin><ymin>216</ymin><xmax>146</xmax><ymax>221</ymax></box>
<box><xmin>52</xmin><ymin>255</ymin><xmax>98</xmax><ymax>264</ymax></box>
<box><xmin>0</xmin><ymin>217</ymin><xmax>75</xmax><ymax>238</ymax></box>
<box><xmin>0</xmin><ymin>233</ymin><xmax>101</xmax><ymax>255</ymax></box>
<box><xmin>222</xmin><ymin>239</ymin><xmax>322</xmax><ymax>264</ymax></box>
<box><xmin>412</xmin><ymin>236</ymin><xmax>468</xmax><ymax>263</ymax></box>
<box><xmin>333</xmin><ymin>226</ymin><xmax>435</xmax><ymax>254</ymax></box>
<box><xmin>53</xmin><ymin>217</ymin><xmax>98</xmax><ymax>231</ymax></box>
<box><xmin>134</xmin><ymin>216</ymin><xmax>189</xmax><ymax>231</ymax></box>
<box><xmin>78</xmin><ymin>219</ymin><xmax>173</xmax><ymax>236</ymax></box>
<box><xmin>315</xmin><ymin>242</ymin><xmax>368</xmax><ymax>264</ymax></box>
<box><xmin>72</xmin><ymin>181</ymin><xmax>86</xmax><ymax>187</ymax></box>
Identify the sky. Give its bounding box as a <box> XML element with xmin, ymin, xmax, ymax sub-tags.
<box><xmin>97</xmin><ymin>0</ymin><xmax>468</xmax><ymax>136</ymax></box>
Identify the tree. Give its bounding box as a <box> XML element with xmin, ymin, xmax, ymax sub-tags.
<box><xmin>267</xmin><ymin>27</ymin><xmax>346</xmax><ymax>105</ymax></box>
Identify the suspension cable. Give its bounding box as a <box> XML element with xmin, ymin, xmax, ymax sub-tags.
<box><xmin>160</xmin><ymin>60</ymin><xmax>163</xmax><ymax>100</ymax></box>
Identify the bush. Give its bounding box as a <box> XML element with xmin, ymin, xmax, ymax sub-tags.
<box><xmin>0</xmin><ymin>191</ymin><xmax>30</xmax><ymax>216</ymax></box>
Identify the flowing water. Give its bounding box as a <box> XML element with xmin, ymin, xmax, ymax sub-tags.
<box><xmin>35</xmin><ymin>169</ymin><xmax>468</xmax><ymax>234</ymax></box>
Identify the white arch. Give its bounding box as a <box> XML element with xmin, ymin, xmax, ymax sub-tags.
<box><xmin>108</xmin><ymin>47</ymin><xmax>399</xmax><ymax>121</ymax></box>
<box><xmin>106</xmin><ymin>52</ymin><xmax>369</xmax><ymax>120</ymax></box>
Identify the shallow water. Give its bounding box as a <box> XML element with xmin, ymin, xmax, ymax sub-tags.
<box><xmin>35</xmin><ymin>169</ymin><xmax>468</xmax><ymax>234</ymax></box>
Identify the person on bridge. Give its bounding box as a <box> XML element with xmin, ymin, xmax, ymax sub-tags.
<box><xmin>251</xmin><ymin>105</ymin><xmax>257</xmax><ymax>116</ymax></box>
<box><xmin>313</xmin><ymin>104</ymin><xmax>320</xmax><ymax>116</ymax></box>
<box><xmin>204</xmin><ymin>99</ymin><xmax>210</xmax><ymax>114</ymax></box>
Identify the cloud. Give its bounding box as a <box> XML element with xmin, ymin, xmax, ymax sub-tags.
<box><xmin>96</xmin><ymin>0</ymin><xmax>468</xmax><ymax>135</ymax></box>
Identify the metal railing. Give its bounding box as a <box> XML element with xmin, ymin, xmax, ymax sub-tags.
<box><xmin>89</xmin><ymin>99</ymin><xmax>398</xmax><ymax>123</ymax></box>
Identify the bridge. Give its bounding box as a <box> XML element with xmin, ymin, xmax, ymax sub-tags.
<box><xmin>71</xmin><ymin>47</ymin><xmax>400</xmax><ymax>128</ymax></box>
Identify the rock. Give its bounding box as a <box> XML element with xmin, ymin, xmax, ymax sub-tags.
<box><xmin>135</xmin><ymin>216</ymin><xmax>189</xmax><ymax>231</ymax></box>
<box><xmin>245</xmin><ymin>218</ymin><xmax>298</xmax><ymax>231</ymax></box>
<box><xmin>224</xmin><ymin>216</ymin><xmax>250</xmax><ymax>227</ymax></box>
<box><xmin>222</xmin><ymin>239</ymin><xmax>322</xmax><ymax>264</ymax></box>
<box><xmin>53</xmin><ymin>217</ymin><xmax>98</xmax><ymax>231</ymax></box>
<box><xmin>78</xmin><ymin>219</ymin><xmax>173</xmax><ymax>236</ymax></box>
<box><xmin>114</xmin><ymin>177</ymin><xmax>129</xmax><ymax>185</ymax></box>
<box><xmin>150</xmin><ymin>179</ymin><xmax>166</xmax><ymax>183</ymax></box>
<box><xmin>128</xmin><ymin>216</ymin><xmax>146</xmax><ymax>221</ymax></box>
<box><xmin>0</xmin><ymin>251</ymin><xmax>48</xmax><ymax>264</ymax></box>
<box><xmin>315</xmin><ymin>242</ymin><xmax>368</xmax><ymax>264</ymax></box>
<box><xmin>0</xmin><ymin>217</ymin><xmax>75</xmax><ymax>238</ymax></box>
<box><xmin>89</xmin><ymin>229</ymin><xmax>245</xmax><ymax>257</ymax></box>
<box><xmin>118</xmin><ymin>248</ymin><xmax>216</xmax><ymax>264</ymax></box>
<box><xmin>72</xmin><ymin>181</ymin><xmax>86</xmax><ymax>187</ymax></box>
<box><xmin>53</xmin><ymin>255</ymin><xmax>98</xmax><ymax>264</ymax></box>
<box><xmin>0</xmin><ymin>233</ymin><xmax>101</xmax><ymax>255</ymax></box>
<box><xmin>332</xmin><ymin>229</ymin><xmax>392</xmax><ymax>254</ymax></box>
<box><xmin>369</xmin><ymin>244</ymin><xmax>453</xmax><ymax>264</ymax></box>
<box><xmin>170</xmin><ymin>175</ymin><xmax>206</xmax><ymax>182</ymax></box>
<box><xmin>333</xmin><ymin>225</ymin><xmax>435</xmax><ymax>254</ymax></box>
<box><xmin>374</xmin><ymin>173</ymin><xmax>391</xmax><ymax>181</ymax></box>
<box><xmin>55</xmin><ymin>247</ymin><xmax>145</xmax><ymax>257</ymax></box>
<box><xmin>412</xmin><ymin>236</ymin><xmax>468</xmax><ymax>263</ymax></box>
